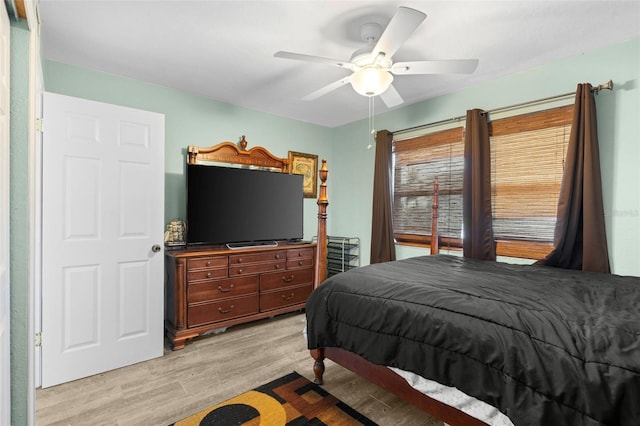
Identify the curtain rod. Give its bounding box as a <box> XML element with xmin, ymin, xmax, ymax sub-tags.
<box><xmin>392</xmin><ymin>80</ymin><xmax>613</xmax><ymax>136</ymax></box>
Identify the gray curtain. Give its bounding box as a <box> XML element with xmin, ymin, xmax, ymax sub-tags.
<box><xmin>463</xmin><ymin>109</ymin><xmax>496</xmax><ymax>260</ymax></box>
<box><xmin>370</xmin><ymin>129</ymin><xmax>396</xmax><ymax>264</ymax></box>
<box><xmin>537</xmin><ymin>84</ymin><xmax>611</xmax><ymax>272</ymax></box>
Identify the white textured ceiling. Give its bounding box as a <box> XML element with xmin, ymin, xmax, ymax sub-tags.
<box><xmin>39</xmin><ymin>1</ymin><xmax>640</xmax><ymax>128</ymax></box>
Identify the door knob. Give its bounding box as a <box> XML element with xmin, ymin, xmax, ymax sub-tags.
<box><xmin>152</xmin><ymin>244</ymin><xmax>162</xmax><ymax>253</ymax></box>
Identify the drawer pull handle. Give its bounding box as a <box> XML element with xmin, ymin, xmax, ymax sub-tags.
<box><xmin>275</xmin><ymin>264</ymin><xmax>281</xmax><ymax>269</ymax></box>
<box><xmin>237</xmin><ymin>268</ymin><xmax>244</xmax><ymax>274</ymax></box>
<box><xmin>282</xmin><ymin>275</ymin><xmax>294</xmax><ymax>283</ymax></box>
<box><xmin>298</xmin><ymin>261</ymin><xmax>303</xmax><ymax>266</ymax></box>
<box><xmin>218</xmin><ymin>305</ymin><xmax>234</xmax><ymax>314</ymax></box>
<box><xmin>206</xmin><ymin>261</ymin><xmax>211</xmax><ymax>267</ymax></box>
<box><xmin>281</xmin><ymin>293</ymin><xmax>295</xmax><ymax>301</ymax></box>
<box><xmin>298</xmin><ymin>252</ymin><xmax>303</xmax><ymax>257</ymax></box>
<box><xmin>275</xmin><ymin>254</ymin><xmax>281</xmax><ymax>259</ymax></box>
<box><xmin>206</xmin><ymin>272</ymin><xmax>212</xmax><ymax>278</ymax></box>
<box><xmin>237</xmin><ymin>258</ymin><xmax>243</xmax><ymax>264</ymax></box>
<box><xmin>218</xmin><ymin>284</ymin><xmax>235</xmax><ymax>293</ymax></box>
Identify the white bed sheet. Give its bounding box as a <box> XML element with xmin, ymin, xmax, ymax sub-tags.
<box><xmin>388</xmin><ymin>367</ymin><xmax>514</xmax><ymax>426</ymax></box>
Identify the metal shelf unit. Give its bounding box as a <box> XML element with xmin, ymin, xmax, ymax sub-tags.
<box><xmin>326</xmin><ymin>236</ymin><xmax>360</xmax><ymax>277</ymax></box>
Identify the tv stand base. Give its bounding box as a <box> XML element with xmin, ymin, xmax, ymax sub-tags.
<box><xmin>226</xmin><ymin>240</ymin><xmax>278</xmax><ymax>250</ymax></box>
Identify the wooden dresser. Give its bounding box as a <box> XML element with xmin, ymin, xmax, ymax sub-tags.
<box><xmin>165</xmin><ymin>242</ymin><xmax>316</xmax><ymax>349</ymax></box>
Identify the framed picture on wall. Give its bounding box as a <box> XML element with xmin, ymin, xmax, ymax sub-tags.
<box><xmin>288</xmin><ymin>151</ymin><xmax>318</xmax><ymax>198</ymax></box>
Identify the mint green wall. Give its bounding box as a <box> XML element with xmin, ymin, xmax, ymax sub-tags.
<box><xmin>331</xmin><ymin>37</ymin><xmax>639</xmax><ymax>276</ymax></box>
<box><xmin>9</xmin><ymin>22</ymin><xmax>31</xmax><ymax>426</ymax></box>
<box><xmin>43</xmin><ymin>61</ymin><xmax>334</xmax><ymax>241</ymax></box>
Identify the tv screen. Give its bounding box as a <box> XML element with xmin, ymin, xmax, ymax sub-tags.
<box><xmin>186</xmin><ymin>164</ymin><xmax>304</xmax><ymax>246</ymax></box>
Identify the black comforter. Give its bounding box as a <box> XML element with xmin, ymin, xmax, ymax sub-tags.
<box><xmin>306</xmin><ymin>255</ymin><xmax>640</xmax><ymax>426</ymax></box>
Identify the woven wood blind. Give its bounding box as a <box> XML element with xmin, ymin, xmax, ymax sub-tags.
<box><xmin>392</xmin><ymin>104</ymin><xmax>574</xmax><ymax>257</ymax></box>
<box><xmin>393</xmin><ymin>127</ymin><xmax>464</xmax><ymax>245</ymax></box>
<box><xmin>489</xmin><ymin>105</ymin><xmax>573</xmax><ymax>245</ymax></box>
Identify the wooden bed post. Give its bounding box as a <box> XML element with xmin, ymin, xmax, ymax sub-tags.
<box><xmin>431</xmin><ymin>177</ymin><xmax>439</xmax><ymax>255</ymax></box>
<box><xmin>314</xmin><ymin>159</ymin><xmax>329</xmax><ymax>287</ymax></box>
<box><xmin>311</xmin><ymin>348</ymin><xmax>325</xmax><ymax>385</ymax></box>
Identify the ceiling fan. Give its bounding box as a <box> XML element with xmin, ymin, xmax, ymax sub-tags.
<box><xmin>274</xmin><ymin>6</ymin><xmax>479</xmax><ymax>107</ymax></box>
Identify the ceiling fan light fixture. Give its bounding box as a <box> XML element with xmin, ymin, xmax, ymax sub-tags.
<box><xmin>351</xmin><ymin>67</ymin><xmax>393</xmax><ymax>97</ymax></box>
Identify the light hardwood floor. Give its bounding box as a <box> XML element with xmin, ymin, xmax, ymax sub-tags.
<box><xmin>36</xmin><ymin>312</ymin><xmax>443</xmax><ymax>425</ymax></box>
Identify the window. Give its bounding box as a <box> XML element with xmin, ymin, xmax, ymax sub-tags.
<box><xmin>392</xmin><ymin>105</ymin><xmax>574</xmax><ymax>259</ymax></box>
<box><xmin>490</xmin><ymin>105</ymin><xmax>573</xmax><ymax>258</ymax></box>
<box><xmin>393</xmin><ymin>127</ymin><xmax>464</xmax><ymax>248</ymax></box>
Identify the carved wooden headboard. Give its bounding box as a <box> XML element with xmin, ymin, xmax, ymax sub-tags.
<box><xmin>187</xmin><ymin>135</ymin><xmax>289</xmax><ymax>172</ymax></box>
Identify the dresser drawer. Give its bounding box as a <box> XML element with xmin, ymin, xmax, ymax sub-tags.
<box><xmin>287</xmin><ymin>247</ymin><xmax>314</xmax><ymax>259</ymax></box>
<box><xmin>286</xmin><ymin>257</ymin><xmax>314</xmax><ymax>270</ymax></box>
<box><xmin>187</xmin><ymin>268</ymin><xmax>228</xmax><ymax>282</ymax></box>
<box><xmin>260</xmin><ymin>268</ymin><xmax>313</xmax><ymax>292</ymax></box>
<box><xmin>187</xmin><ymin>256</ymin><xmax>228</xmax><ymax>270</ymax></box>
<box><xmin>188</xmin><ymin>295</ymin><xmax>259</xmax><ymax>327</ymax></box>
<box><xmin>187</xmin><ymin>276</ymin><xmax>258</xmax><ymax>304</ymax></box>
<box><xmin>229</xmin><ymin>261</ymin><xmax>287</xmax><ymax>277</ymax></box>
<box><xmin>260</xmin><ymin>284</ymin><xmax>313</xmax><ymax>311</ymax></box>
<box><xmin>229</xmin><ymin>250</ymin><xmax>286</xmax><ymax>265</ymax></box>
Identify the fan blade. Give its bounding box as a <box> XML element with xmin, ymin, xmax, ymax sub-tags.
<box><xmin>371</xmin><ymin>7</ymin><xmax>426</xmax><ymax>60</ymax></box>
<box><xmin>379</xmin><ymin>84</ymin><xmax>404</xmax><ymax>108</ymax></box>
<box><xmin>391</xmin><ymin>59</ymin><xmax>479</xmax><ymax>75</ymax></box>
<box><xmin>302</xmin><ymin>76</ymin><xmax>352</xmax><ymax>101</ymax></box>
<box><xmin>274</xmin><ymin>51</ymin><xmax>356</xmax><ymax>70</ymax></box>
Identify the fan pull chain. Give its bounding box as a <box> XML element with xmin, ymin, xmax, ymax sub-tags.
<box><xmin>367</xmin><ymin>96</ymin><xmax>375</xmax><ymax>149</ymax></box>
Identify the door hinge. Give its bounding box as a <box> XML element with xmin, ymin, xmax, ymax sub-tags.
<box><xmin>35</xmin><ymin>332</ymin><xmax>42</xmax><ymax>347</ymax></box>
<box><xmin>35</xmin><ymin>117</ymin><xmax>43</xmax><ymax>133</ymax></box>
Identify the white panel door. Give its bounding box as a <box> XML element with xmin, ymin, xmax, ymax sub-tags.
<box><xmin>0</xmin><ymin>2</ymin><xmax>10</xmax><ymax>422</ymax></box>
<box><xmin>42</xmin><ymin>93</ymin><xmax>165</xmax><ymax>387</ymax></box>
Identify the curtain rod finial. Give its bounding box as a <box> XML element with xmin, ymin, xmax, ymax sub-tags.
<box><xmin>594</xmin><ymin>80</ymin><xmax>614</xmax><ymax>94</ymax></box>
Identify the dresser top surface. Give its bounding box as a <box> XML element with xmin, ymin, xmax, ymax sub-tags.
<box><xmin>166</xmin><ymin>241</ymin><xmax>316</xmax><ymax>258</ymax></box>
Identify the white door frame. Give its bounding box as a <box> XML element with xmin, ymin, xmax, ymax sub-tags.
<box><xmin>26</xmin><ymin>0</ymin><xmax>42</xmax><ymax>421</ymax></box>
<box><xmin>33</xmin><ymin>29</ymin><xmax>44</xmax><ymax>391</ymax></box>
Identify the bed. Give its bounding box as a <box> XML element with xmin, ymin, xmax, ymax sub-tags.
<box><xmin>307</xmin><ymin>166</ymin><xmax>640</xmax><ymax>426</ymax></box>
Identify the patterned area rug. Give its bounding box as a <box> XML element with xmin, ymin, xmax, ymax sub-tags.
<box><xmin>170</xmin><ymin>371</ymin><xmax>377</xmax><ymax>425</ymax></box>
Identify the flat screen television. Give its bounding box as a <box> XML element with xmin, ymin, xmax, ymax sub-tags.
<box><xmin>186</xmin><ymin>164</ymin><xmax>304</xmax><ymax>247</ymax></box>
